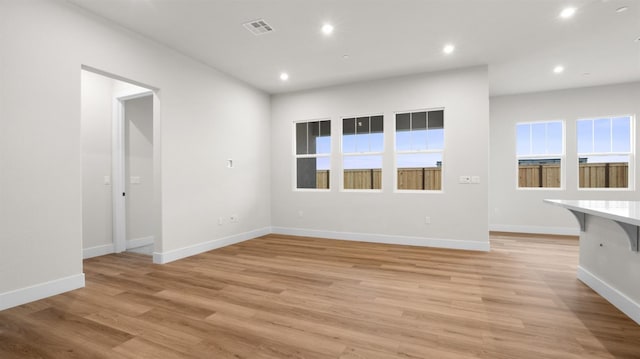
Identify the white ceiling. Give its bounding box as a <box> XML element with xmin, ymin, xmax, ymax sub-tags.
<box><xmin>68</xmin><ymin>0</ymin><xmax>640</xmax><ymax>96</ymax></box>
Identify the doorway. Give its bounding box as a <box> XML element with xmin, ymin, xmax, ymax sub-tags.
<box><xmin>80</xmin><ymin>68</ymin><xmax>160</xmax><ymax>260</ymax></box>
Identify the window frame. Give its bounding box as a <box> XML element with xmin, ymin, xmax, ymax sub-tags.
<box><xmin>393</xmin><ymin>107</ymin><xmax>445</xmax><ymax>194</ymax></box>
<box><xmin>576</xmin><ymin>114</ymin><xmax>635</xmax><ymax>191</ymax></box>
<box><xmin>292</xmin><ymin>118</ymin><xmax>332</xmax><ymax>192</ymax></box>
<box><xmin>515</xmin><ymin>120</ymin><xmax>566</xmax><ymax>191</ymax></box>
<box><xmin>340</xmin><ymin>113</ymin><xmax>385</xmax><ymax>192</ymax></box>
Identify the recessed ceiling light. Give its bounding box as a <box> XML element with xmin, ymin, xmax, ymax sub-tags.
<box><xmin>443</xmin><ymin>44</ymin><xmax>455</xmax><ymax>54</ymax></box>
<box><xmin>279</xmin><ymin>72</ymin><xmax>289</xmax><ymax>81</ymax></box>
<box><xmin>321</xmin><ymin>23</ymin><xmax>334</xmax><ymax>35</ymax></box>
<box><xmin>553</xmin><ymin>65</ymin><xmax>565</xmax><ymax>74</ymax></box>
<box><xmin>615</xmin><ymin>6</ymin><xmax>629</xmax><ymax>12</ymax></box>
<box><xmin>560</xmin><ymin>7</ymin><xmax>577</xmax><ymax>18</ymax></box>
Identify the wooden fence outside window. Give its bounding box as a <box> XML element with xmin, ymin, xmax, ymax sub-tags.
<box><xmin>518</xmin><ymin>162</ymin><xmax>628</xmax><ymax>188</ymax></box>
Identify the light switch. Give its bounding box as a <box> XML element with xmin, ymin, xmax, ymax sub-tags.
<box><xmin>459</xmin><ymin>176</ymin><xmax>471</xmax><ymax>184</ymax></box>
<box><xmin>130</xmin><ymin>176</ymin><xmax>141</xmax><ymax>184</ymax></box>
<box><xmin>103</xmin><ymin>176</ymin><xmax>111</xmax><ymax>185</ymax></box>
<box><xmin>471</xmin><ymin>176</ymin><xmax>480</xmax><ymax>184</ymax></box>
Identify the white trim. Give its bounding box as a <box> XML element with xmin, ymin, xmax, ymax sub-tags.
<box><xmin>113</xmin><ymin>92</ymin><xmax>155</xmax><ymax>254</ymax></box>
<box><xmin>112</xmin><ymin>97</ymin><xmax>126</xmax><ymax>253</ymax></box>
<box><xmin>127</xmin><ymin>235</ymin><xmax>154</xmax><ymax>249</ymax></box>
<box><xmin>577</xmin><ymin>266</ymin><xmax>640</xmax><ymax>325</ymax></box>
<box><xmin>0</xmin><ymin>274</ymin><xmax>85</xmax><ymax>311</ymax></box>
<box><xmin>489</xmin><ymin>224</ymin><xmax>579</xmax><ymax>236</ymax></box>
<box><xmin>83</xmin><ymin>244</ymin><xmax>115</xmax><ymax>259</ymax></box>
<box><xmin>153</xmin><ymin>227</ymin><xmax>272</xmax><ymax>264</ymax></box>
<box><xmin>271</xmin><ymin>226</ymin><xmax>490</xmax><ymax>251</ymax></box>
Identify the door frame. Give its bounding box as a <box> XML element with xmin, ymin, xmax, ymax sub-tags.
<box><xmin>112</xmin><ymin>91</ymin><xmax>153</xmax><ymax>253</ymax></box>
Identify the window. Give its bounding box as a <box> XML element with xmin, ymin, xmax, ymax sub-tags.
<box><xmin>395</xmin><ymin>110</ymin><xmax>444</xmax><ymax>191</ymax></box>
<box><xmin>577</xmin><ymin>116</ymin><xmax>633</xmax><ymax>189</ymax></box>
<box><xmin>342</xmin><ymin>115</ymin><xmax>383</xmax><ymax>190</ymax></box>
<box><xmin>516</xmin><ymin>121</ymin><xmax>563</xmax><ymax>188</ymax></box>
<box><xmin>295</xmin><ymin>120</ymin><xmax>331</xmax><ymax>189</ymax></box>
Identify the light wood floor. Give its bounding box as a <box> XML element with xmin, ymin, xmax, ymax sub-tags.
<box><xmin>1</xmin><ymin>233</ymin><xmax>640</xmax><ymax>358</ymax></box>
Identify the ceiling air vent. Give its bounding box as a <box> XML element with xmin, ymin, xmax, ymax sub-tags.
<box><xmin>243</xmin><ymin>19</ymin><xmax>274</xmax><ymax>36</ymax></box>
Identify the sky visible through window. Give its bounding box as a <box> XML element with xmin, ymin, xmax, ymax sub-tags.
<box><xmin>517</xmin><ymin>117</ymin><xmax>631</xmax><ymax>164</ymax></box>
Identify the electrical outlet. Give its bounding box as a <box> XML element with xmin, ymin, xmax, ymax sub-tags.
<box><xmin>471</xmin><ymin>176</ymin><xmax>480</xmax><ymax>184</ymax></box>
<box><xmin>424</xmin><ymin>216</ymin><xmax>431</xmax><ymax>224</ymax></box>
<box><xmin>230</xmin><ymin>214</ymin><xmax>239</xmax><ymax>223</ymax></box>
<box><xmin>459</xmin><ymin>175</ymin><xmax>471</xmax><ymax>184</ymax></box>
<box><xmin>298</xmin><ymin>210</ymin><xmax>304</xmax><ymax>217</ymax></box>
<box><xmin>218</xmin><ymin>217</ymin><xmax>224</xmax><ymax>225</ymax></box>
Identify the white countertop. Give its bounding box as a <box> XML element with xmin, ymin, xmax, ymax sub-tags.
<box><xmin>544</xmin><ymin>199</ymin><xmax>640</xmax><ymax>226</ymax></box>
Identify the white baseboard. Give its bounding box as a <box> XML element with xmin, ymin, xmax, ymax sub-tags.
<box><xmin>271</xmin><ymin>227</ymin><xmax>490</xmax><ymax>252</ymax></box>
<box><xmin>127</xmin><ymin>236</ymin><xmax>154</xmax><ymax>249</ymax></box>
<box><xmin>489</xmin><ymin>224</ymin><xmax>579</xmax><ymax>236</ymax></box>
<box><xmin>577</xmin><ymin>266</ymin><xmax>640</xmax><ymax>325</ymax></box>
<box><xmin>0</xmin><ymin>274</ymin><xmax>85</xmax><ymax>311</ymax></box>
<box><xmin>153</xmin><ymin>227</ymin><xmax>272</xmax><ymax>264</ymax></box>
<box><xmin>83</xmin><ymin>243</ymin><xmax>115</xmax><ymax>259</ymax></box>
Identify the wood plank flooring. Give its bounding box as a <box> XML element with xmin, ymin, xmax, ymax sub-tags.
<box><xmin>1</xmin><ymin>233</ymin><xmax>640</xmax><ymax>358</ymax></box>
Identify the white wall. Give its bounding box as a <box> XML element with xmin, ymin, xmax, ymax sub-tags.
<box><xmin>271</xmin><ymin>67</ymin><xmax>490</xmax><ymax>249</ymax></box>
<box><xmin>490</xmin><ymin>82</ymin><xmax>640</xmax><ymax>234</ymax></box>
<box><xmin>578</xmin><ymin>215</ymin><xmax>640</xmax><ymax>324</ymax></box>
<box><xmin>125</xmin><ymin>95</ymin><xmax>154</xmax><ymax>243</ymax></box>
<box><xmin>0</xmin><ymin>0</ymin><xmax>271</xmax><ymax>306</ymax></box>
<box><xmin>81</xmin><ymin>70</ymin><xmax>114</xmax><ymax>251</ymax></box>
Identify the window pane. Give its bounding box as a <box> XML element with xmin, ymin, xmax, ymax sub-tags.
<box><xmin>356</xmin><ymin>117</ymin><xmax>370</xmax><ymax>134</ymax></box>
<box><xmin>579</xmin><ymin>155</ymin><xmax>629</xmax><ymax>188</ymax></box>
<box><xmin>396</xmin><ymin>131</ymin><xmax>411</xmax><ymax>151</ymax></box>
<box><xmin>428</xmin><ymin>110</ymin><xmax>444</xmax><ymax>129</ymax></box>
<box><xmin>343</xmin><ymin>134</ymin><xmax>356</xmax><ymax>153</ymax></box>
<box><xmin>371</xmin><ymin>115</ymin><xmax>384</xmax><ymax>133</ymax></box>
<box><xmin>516</xmin><ymin>124</ymin><xmax>531</xmax><ymax>156</ymax></box>
<box><xmin>307</xmin><ymin>121</ymin><xmax>318</xmax><ymax>154</ymax></box>
<box><xmin>370</xmin><ymin>132</ymin><xmax>384</xmax><ymax>152</ymax></box>
<box><xmin>344</xmin><ymin>155</ymin><xmax>382</xmax><ymax>169</ymax></box>
<box><xmin>355</xmin><ymin>133</ymin><xmax>369</xmax><ymax>152</ymax></box>
<box><xmin>296</xmin><ymin>157</ymin><xmax>317</xmax><ymax>188</ymax></box>
<box><xmin>397</xmin><ymin>152</ymin><xmax>442</xmax><ymax>168</ymax></box>
<box><xmin>593</xmin><ymin>118</ymin><xmax>611</xmax><ymax>153</ymax></box>
<box><xmin>343</xmin><ymin>118</ymin><xmax>355</xmax><ymax>135</ymax></box>
<box><xmin>343</xmin><ymin>155</ymin><xmax>382</xmax><ymax>190</ymax></box>
<box><xmin>317</xmin><ymin>156</ymin><xmax>330</xmax><ymax>170</ymax></box>
<box><xmin>397</xmin><ymin>153</ymin><xmax>442</xmax><ymax>190</ymax></box>
<box><xmin>518</xmin><ymin>158</ymin><xmax>561</xmax><ymax>188</ymax></box>
<box><xmin>396</xmin><ymin>113</ymin><xmax>410</xmax><ymax>131</ymax></box>
<box><xmin>531</xmin><ymin>123</ymin><xmax>546</xmax><ymax>154</ymax></box>
<box><xmin>547</xmin><ymin>122</ymin><xmax>563</xmax><ymax>154</ymax></box>
<box><xmin>296</xmin><ymin>122</ymin><xmax>307</xmax><ymax>155</ymax></box>
<box><xmin>412</xmin><ymin>129</ymin><xmax>427</xmax><ymax>151</ymax></box>
<box><xmin>412</xmin><ymin>112</ymin><xmax>427</xmax><ymax>130</ymax></box>
<box><xmin>612</xmin><ymin>117</ymin><xmax>630</xmax><ymax>153</ymax></box>
<box><xmin>427</xmin><ymin>128</ymin><xmax>444</xmax><ymax>150</ymax></box>
<box><xmin>320</xmin><ymin>120</ymin><xmax>331</xmax><ymax>137</ymax></box>
<box><xmin>316</xmin><ymin>136</ymin><xmax>331</xmax><ymax>154</ymax></box>
<box><xmin>577</xmin><ymin>120</ymin><xmax>593</xmax><ymax>154</ymax></box>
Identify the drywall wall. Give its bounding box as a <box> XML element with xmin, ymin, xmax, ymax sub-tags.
<box><xmin>271</xmin><ymin>67</ymin><xmax>490</xmax><ymax>248</ymax></box>
<box><xmin>490</xmin><ymin>82</ymin><xmax>640</xmax><ymax>234</ymax></box>
<box><xmin>125</xmin><ymin>95</ymin><xmax>154</xmax><ymax>244</ymax></box>
<box><xmin>81</xmin><ymin>70</ymin><xmax>114</xmax><ymax>251</ymax></box>
<box><xmin>0</xmin><ymin>0</ymin><xmax>270</xmax><ymax>307</ymax></box>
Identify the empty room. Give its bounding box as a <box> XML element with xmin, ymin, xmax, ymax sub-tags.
<box><xmin>1</xmin><ymin>0</ymin><xmax>640</xmax><ymax>358</ymax></box>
